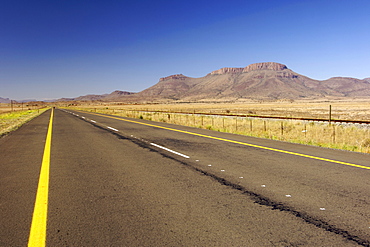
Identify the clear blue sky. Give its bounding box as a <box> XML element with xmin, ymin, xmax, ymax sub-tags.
<box><xmin>1</xmin><ymin>0</ymin><xmax>370</xmax><ymax>100</ymax></box>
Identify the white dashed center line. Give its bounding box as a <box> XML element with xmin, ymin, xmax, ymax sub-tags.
<box><xmin>150</xmin><ymin>143</ymin><xmax>190</xmax><ymax>159</ymax></box>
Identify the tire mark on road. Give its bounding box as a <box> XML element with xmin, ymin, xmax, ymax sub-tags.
<box><xmin>80</xmin><ymin>111</ymin><xmax>370</xmax><ymax>170</ymax></box>
<box><xmin>67</xmin><ymin>109</ymin><xmax>370</xmax><ymax>246</ymax></box>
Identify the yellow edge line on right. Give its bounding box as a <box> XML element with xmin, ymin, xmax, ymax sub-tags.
<box><xmin>84</xmin><ymin>111</ymin><xmax>370</xmax><ymax>170</ymax></box>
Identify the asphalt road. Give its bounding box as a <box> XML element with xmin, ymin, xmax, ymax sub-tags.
<box><xmin>1</xmin><ymin>108</ymin><xmax>369</xmax><ymax>246</ymax></box>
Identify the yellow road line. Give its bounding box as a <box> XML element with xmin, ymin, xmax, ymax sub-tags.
<box><xmin>82</xmin><ymin>111</ymin><xmax>370</xmax><ymax>170</ymax></box>
<box><xmin>28</xmin><ymin>108</ymin><xmax>54</xmax><ymax>247</ymax></box>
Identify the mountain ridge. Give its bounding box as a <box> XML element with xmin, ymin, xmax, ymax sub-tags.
<box><xmin>133</xmin><ymin>62</ymin><xmax>370</xmax><ymax>101</ymax></box>
<box><xmin>6</xmin><ymin>62</ymin><xmax>367</xmax><ymax>103</ymax></box>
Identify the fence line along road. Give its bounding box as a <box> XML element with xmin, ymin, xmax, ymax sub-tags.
<box><xmin>133</xmin><ymin>110</ymin><xmax>370</xmax><ymax>125</ymax></box>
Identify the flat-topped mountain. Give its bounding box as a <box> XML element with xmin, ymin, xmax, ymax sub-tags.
<box><xmin>135</xmin><ymin>62</ymin><xmax>370</xmax><ymax>101</ymax></box>
<box><xmin>208</xmin><ymin>62</ymin><xmax>288</xmax><ymax>75</ymax></box>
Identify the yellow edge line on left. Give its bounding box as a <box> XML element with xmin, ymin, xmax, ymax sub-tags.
<box><xmin>28</xmin><ymin>108</ymin><xmax>54</xmax><ymax>247</ymax></box>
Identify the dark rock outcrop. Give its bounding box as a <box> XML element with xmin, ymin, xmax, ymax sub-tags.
<box><xmin>160</xmin><ymin>74</ymin><xmax>188</xmax><ymax>81</ymax></box>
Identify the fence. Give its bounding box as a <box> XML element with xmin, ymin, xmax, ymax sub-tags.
<box><xmin>76</xmin><ymin>108</ymin><xmax>370</xmax><ymax>153</ymax></box>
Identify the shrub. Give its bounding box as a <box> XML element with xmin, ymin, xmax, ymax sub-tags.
<box><xmin>206</xmin><ymin>125</ymin><xmax>213</xmax><ymax>130</ymax></box>
<box><xmin>362</xmin><ymin>138</ymin><xmax>370</xmax><ymax>147</ymax></box>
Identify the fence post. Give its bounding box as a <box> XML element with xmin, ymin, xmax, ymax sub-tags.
<box><xmin>332</xmin><ymin>125</ymin><xmax>336</xmax><ymax>143</ymax></box>
<box><xmin>281</xmin><ymin>122</ymin><xmax>284</xmax><ymax>136</ymax></box>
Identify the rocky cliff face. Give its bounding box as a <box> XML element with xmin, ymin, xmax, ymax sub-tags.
<box><xmin>208</xmin><ymin>62</ymin><xmax>289</xmax><ymax>75</ymax></box>
<box><xmin>209</xmin><ymin>68</ymin><xmax>244</xmax><ymax>75</ymax></box>
<box><xmin>243</xmin><ymin>62</ymin><xmax>287</xmax><ymax>72</ymax></box>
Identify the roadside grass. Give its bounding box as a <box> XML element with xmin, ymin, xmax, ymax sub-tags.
<box><xmin>0</xmin><ymin>108</ymin><xmax>49</xmax><ymax>137</ymax></box>
<box><xmin>0</xmin><ymin>103</ymin><xmax>46</xmax><ymax>114</ymax></box>
<box><xmin>66</xmin><ymin>106</ymin><xmax>370</xmax><ymax>154</ymax></box>
<box><xmin>62</xmin><ymin>100</ymin><xmax>370</xmax><ymax>121</ymax></box>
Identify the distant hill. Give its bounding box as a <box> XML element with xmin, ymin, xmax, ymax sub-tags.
<box><xmin>0</xmin><ymin>97</ymin><xmax>11</xmax><ymax>103</ymax></box>
<box><xmin>58</xmin><ymin>90</ymin><xmax>135</xmax><ymax>102</ymax></box>
<box><xmin>133</xmin><ymin>62</ymin><xmax>370</xmax><ymax>101</ymax></box>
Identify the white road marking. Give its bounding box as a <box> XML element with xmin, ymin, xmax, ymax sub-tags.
<box><xmin>91</xmin><ymin>120</ymin><xmax>96</xmax><ymax>123</ymax></box>
<box><xmin>107</xmin><ymin>126</ymin><xmax>119</xmax><ymax>132</ymax></box>
<box><xmin>150</xmin><ymin>143</ymin><xmax>190</xmax><ymax>159</ymax></box>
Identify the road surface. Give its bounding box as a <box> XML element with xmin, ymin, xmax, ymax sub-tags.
<box><xmin>0</xmin><ymin>108</ymin><xmax>369</xmax><ymax>246</ymax></box>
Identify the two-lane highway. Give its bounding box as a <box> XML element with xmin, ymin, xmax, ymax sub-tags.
<box><xmin>1</xmin><ymin>108</ymin><xmax>369</xmax><ymax>246</ymax></box>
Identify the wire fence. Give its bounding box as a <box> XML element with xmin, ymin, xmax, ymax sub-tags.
<box><xmin>74</xmin><ymin>107</ymin><xmax>370</xmax><ymax>153</ymax></box>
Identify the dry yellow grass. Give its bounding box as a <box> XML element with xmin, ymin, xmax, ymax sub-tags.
<box><xmin>0</xmin><ymin>102</ymin><xmax>46</xmax><ymax>113</ymax></box>
<box><xmin>64</xmin><ymin>99</ymin><xmax>370</xmax><ymax>153</ymax></box>
<box><xmin>60</xmin><ymin>99</ymin><xmax>370</xmax><ymax>120</ymax></box>
<box><xmin>0</xmin><ymin>108</ymin><xmax>49</xmax><ymax>136</ymax></box>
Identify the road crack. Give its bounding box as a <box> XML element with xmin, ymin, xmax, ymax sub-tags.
<box><xmin>75</xmin><ymin>111</ymin><xmax>370</xmax><ymax>246</ymax></box>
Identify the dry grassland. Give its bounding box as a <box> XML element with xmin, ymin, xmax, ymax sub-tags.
<box><xmin>0</xmin><ymin>103</ymin><xmax>45</xmax><ymax>114</ymax></box>
<box><xmin>64</xmin><ymin>99</ymin><xmax>370</xmax><ymax>153</ymax></box>
<box><xmin>0</xmin><ymin>108</ymin><xmax>49</xmax><ymax>137</ymax></box>
<box><xmin>64</xmin><ymin>99</ymin><xmax>370</xmax><ymax>120</ymax></box>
